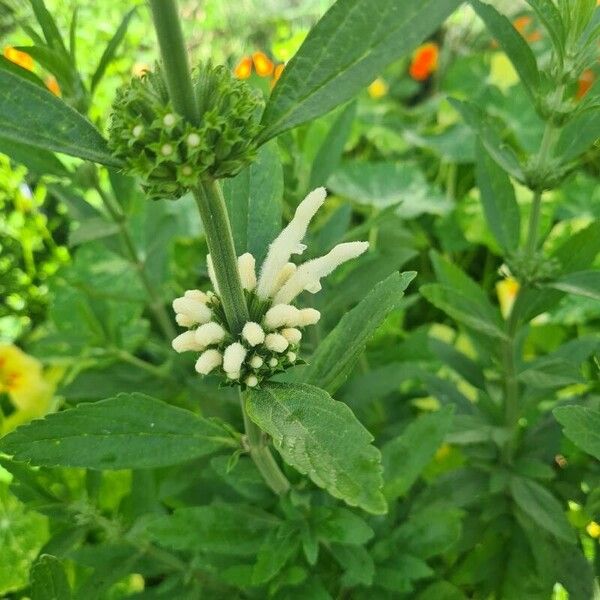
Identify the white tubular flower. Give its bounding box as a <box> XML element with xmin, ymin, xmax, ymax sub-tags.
<box><xmin>172</xmin><ymin>293</ymin><xmax>212</xmax><ymax>326</ymax></box>
<box><xmin>263</xmin><ymin>304</ymin><xmax>300</xmax><ymax>329</ymax></box>
<box><xmin>297</xmin><ymin>308</ymin><xmax>321</xmax><ymax>326</ymax></box>
<box><xmin>271</xmin><ymin>262</ymin><xmax>297</xmax><ymax>294</ymax></box>
<box><xmin>281</xmin><ymin>327</ymin><xmax>302</xmax><ymax>345</ymax></box>
<box><xmin>223</xmin><ymin>342</ymin><xmax>247</xmax><ymax>375</ymax></box>
<box><xmin>287</xmin><ymin>351</ymin><xmax>297</xmax><ymax>363</ymax></box>
<box><xmin>206</xmin><ymin>254</ymin><xmax>220</xmax><ymax>295</ymax></box>
<box><xmin>172</xmin><ymin>331</ymin><xmax>204</xmax><ymax>353</ymax></box>
<box><xmin>195</xmin><ymin>322</ymin><xmax>226</xmax><ymax>347</ymax></box>
<box><xmin>265</xmin><ymin>333</ymin><xmax>289</xmax><ymax>353</ymax></box>
<box><xmin>195</xmin><ymin>349</ymin><xmax>223</xmax><ymax>375</ymax></box>
<box><xmin>242</xmin><ymin>322</ymin><xmax>265</xmax><ymax>346</ymax></box>
<box><xmin>274</xmin><ymin>242</ymin><xmax>369</xmax><ymax>304</ymax></box>
<box><xmin>238</xmin><ymin>253</ymin><xmax>257</xmax><ymax>291</ymax></box>
<box><xmin>184</xmin><ymin>289</ymin><xmax>209</xmax><ymax>303</ymax></box>
<box><xmin>257</xmin><ymin>187</ymin><xmax>326</xmax><ymax>299</ymax></box>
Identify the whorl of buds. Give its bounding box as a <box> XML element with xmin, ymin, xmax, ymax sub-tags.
<box><xmin>108</xmin><ymin>63</ymin><xmax>262</xmax><ymax>200</ymax></box>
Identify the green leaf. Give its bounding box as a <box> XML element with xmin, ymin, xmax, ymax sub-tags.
<box><xmin>148</xmin><ymin>502</ymin><xmax>278</xmax><ymax>556</ymax></box>
<box><xmin>0</xmin><ymin>135</ymin><xmax>69</xmax><ymax>177</ymax></box>
<box><xmin>546</xmin><ymin>270</ymin><xmax>600</xmax><ymax>301</ymax></box>
<box><xmin>470</xmin><ymin>0</ymin><xmax>541</xmax><ymax>102</ymax></box>
<box><xmin>309</xmin><ymin>101</ymin><xmax>356</xmax><ymax>189</ymax></box>
<box><xmin>259</xmin><ymin>0</ymin><xmax>461</xmax><ymax>141</ymax></box>
<box><xmin>30</xmin><ymin>555</ymin><xmax>71</xmax><ymax>600</ymax></box>
<box><xmin>252</xmin><ymin>524</ymin><xmax>299</xmax><ymax>585</ymax></box>
<box><xmin>305</xmin><ymin>271</ymin><xmax>415</xmax><ymax>393</ymax></box>
<box><xmin>428</xmin><ymin>339</ymin><xmax>486</xmax><ymax>390</ymax></box>
<box><xmin>222</xmin><ymin>141</ymin><xmax>283</xmax><ymax>265</ymax></box>
<box><xmin>29</xmin><ymin>0</ymin><xmax>67</xmax><ymax>52</ymax></box>
<box><xmin>246</xmin><ymin>382</ymin><xmax>386</xmax><ymax>514</ymax></box>
<box><xmin>383</xmin><ymin>406</ymin><xmax>455</xmax><ymax>501</ymax></box>
<box><xmin>330</xmin><ymin>544</ymin><xmax>374</xmax><ymax>587</ymax></box>
<box><xmin>90</xmin><ymin>8</ymin><xmax>136</xmax><ymax>92</ymax></box>
<box><xmin>0</xmin><ymin>55</ymin><xmax>46</xmax><ymax>87</ymax></box>
<box><xmin>0</xmin><ymin>393</ymin><xmax>236</xmax><ymax>469</ymax></box>
<box><xmin>313</xmin><ymin>506</ymin><xmax>374</xmax><ymax>545</ymax></box>
<box><xmin>553</xmin><ymin>405</ymin><xmax>600</xmax><ymax>460</ymax></box>
<box><xmin>556</xmin><ymin>109</ymin><xmax>600</xmax><ymax>163</ymax></box>
<box><xmin>525</xmin><ymin>0</ymin><xmax>565</xmax><ymax>55</ymax></box>
<box><xmin>475</xmin><ymin>141</ymin><xmax>520</xmax><ymax>252</ymax></box>
<box><xmin>509</xmin><ymin>477</ymin><xmax>575</xmax><ymax>544</ymax></box>
<box><xmin>0</xmin><ymin>69</ymin><xmax>119</xmax><ymax>166</ymax></box>
<box><xmin>69</xmin><ymin>217</ymin><xmax>119</xmax><ymax>246</ymax></box>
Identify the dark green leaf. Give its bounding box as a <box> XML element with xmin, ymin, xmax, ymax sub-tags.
<box><xmin>553</xmin><ymin>405</ymin><xmax>600</xmax><ymax>460</ymax></box>
<box><xmin>305</xmin><ymin>271</ymin><xmax>415</xmax><ymax>393</ymax></box>
<box><xmin>313</xmin><ymin>506</ymin><xmax>374</xmax><ymax>545</ymax></box>
<box><xmin>0</xmin><ymin>55</ymin><xmax>46</xmax><ymax>87</ymax></box>
<box><xmin>29</xmin><ymin>0</ymin><xmax>67</xmax><ymax>52</ymax></box>
<box><xmin>0</xmin><ymin>135</ymin><xmax>69</xmax><ymax>176</ymax></box>
<box><xmin>525</xmin><ymin>0</ymin><xmax>565</xmax><ymax>55</ymax></box>
<box><xmin>475</xmin><ymin>141</ymin><xmax>520</xmax><ymax>252</ymax></box>
<box><xmin>556</xmin><ymin>109</ymin><xmax>600</xmax><ymax>163</ymax></box>
<box><xmin>252</xmin><ymin>524</ymin><xmax>299</xmax><ymax>584</ymax></box>
<box><xmin>0</xmin><ymin>69</ymin><xmax>119</xmax><ymax>166</ymax></box>
<box><xmin>0</xmin><ymin>393</ymin><xmax>237</xmax><ymax>469</ymax></box>
<box><xmin>30</xmin><ymin>555</ymin><xmax>71</xmax><ymax>600</ymax></box>
<box><xmin>330</xmin><ymin>544</ymin><xmax>374</xmax><ymax>587</ymax></box>
<box><xmin>259</xmin><ymin>0</ymin><xmax>461</xmax><ymax>141</ymax></box>
<box><xmin>546</xmin><ymin>270</ymin><xmax>600</xmax><ymax>300</ymax></box>
<box><xmin>429</xmin><ymin>338</ymin><xmax>486</xmax><ymax>390</ymax></box>
<box><xmin>246</xmin><ymin>382</ymin><xmax>386</xmax><ymax>514</ymax></box>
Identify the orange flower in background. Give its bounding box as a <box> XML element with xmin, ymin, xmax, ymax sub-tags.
<box><xmin>3</xmin><ymin>46</ymin><xmax>33</xmax><ymax>71</ymax></box>
<box><xmin>409</xmin><ymin>42</ymin><xmax>439</xmax><ymax>81</ymax></box>
<box><xmin>271</xmin><ymin>63</ymin><xmax>285</xmax><ymax>89</ymax></box>
<box><xmin>132</xmin><ymin>62</ymin><xmax>150</xmax><ymax>77</ymax></box>
<box><xmin>252</xmin><ymin>51</ymin><xmax>274</xmax><ymax>77</ymax></box>
<box><xmin>576</xmin><ymin>69</ymin><xmax>595</xmax><ymax>100</ymax></box>
<box><xmin>512</xmin><ymin>15</ymin><xmax>542</xmax><ymax>42</ymax></box>
<box><xmin>496</xmin><ymin>277</ymin><xmax>520</xmax><ymax>318</ymax></box>
<box><xmin>234</xmin><ymin>56</ymin><xmax>253</xmax><ymax>79</ymax></box>
<box><xmin>45</xmin><ymin>75</ymin><xmax>60</xmax><ymax>96</ymax></box>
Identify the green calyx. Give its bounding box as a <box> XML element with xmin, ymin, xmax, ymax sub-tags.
<box><xmin>108</xmin><ymin>63</ymin><xmax>263</xmax><ymax>200</ymax></box>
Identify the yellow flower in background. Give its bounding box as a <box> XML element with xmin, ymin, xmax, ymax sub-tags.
<box><xmin>0</xmin><ymin>345</ymin><xmax>54</xmax><ymax>435</ymax></box>
<box><xmin>489</xmin><ymin>52</ymin><xmax>519</xmax><ymax>92</ymax></box>
<box><xmin>271</xmin><ymin>63</ymin><xmax>285</xmax><ymax>89</ymax></box>
<box><xmin>496</xmin><ymin>277</ymin><xmax>520</xmax><ymax>319</ymax></box>
<box><xmin>3</xmin><ymin>46</ymin><xmax>33</xmax><ymax>71</ymax></box>
<box><xmin>586</xmin><ymin>521</ymin><xmax>600</xmax><ymax>538</ymax></box>
<box><xmin>234</xmin><ymin>56</ymin><xmax>253</xmax><ymax>80</ymax></box>
<box><xmin>368</xmin><ymin>77</ymin><xmax>388</xmax><ymax>99</ymax></box>
<box><xmin>252</xmin><ymin>51</ymin><xmax>274</xmax><ymax>77</ymax></box>
<box><xmin>132</xmin><ymin>62</ymin><xmax>150</xmax><ymax>77</ymax></box>
<box><xmin>45</xmin><ymin>75</ymin><xmax>61</xmax><ymax>96</ymax></box>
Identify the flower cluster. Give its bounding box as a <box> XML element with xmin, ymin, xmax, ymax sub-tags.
<box><xmin>171</xmin><ymin>188</ymin><xmax>369</xmax><ymax>387</ymax></box>
<box><xmin>234</xmin><ymin>51</ymin><xmax>284</xmax><ymax>89</ymax></box>
<box><xmin>108</xmin><ymin>63</ymin><xmax>262</xmax><ymax>200</ymax></box>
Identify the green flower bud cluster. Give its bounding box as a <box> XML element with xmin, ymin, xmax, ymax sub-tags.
<box><xmin>108</xmin><ymin>63</ymin><xmax>262</xmax><ymax>200</ymax></box>
<box><xmin>506</xmin><ymin>250</ymin><xmax>561</xmax><ymax>286</ymax></box>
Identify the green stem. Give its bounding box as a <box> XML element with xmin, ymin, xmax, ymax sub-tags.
<box><xmin>501</xmin><ymin>306</ymin><xmax>521</xmax><ymax>464</ymax></box>
<box><xmin>192</xmin><ymin>180</ymin><xmax>249</xmax><ymax>334</ymax></box>
<box><xmin>95</xmin><ymin>183</ymin><xmax>176</xmax><ymax>341</ymax></box>
<box><xmin>240</xmin><ymin>390</ymin><xmax>291</xmax><ymax>495</ymax></box>
<box><xmin>148</xmin><ymin>0</ymin><xmax>199</xmax><ymax>124</ymax></box>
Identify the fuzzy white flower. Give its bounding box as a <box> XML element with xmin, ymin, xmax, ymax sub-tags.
<box><xmin>263</xmin><ymin>304</ymin><xmax>300</xmax><ymax>330</ymax></box>
<box><xmin>250</xmin><ymin>355</ymin><xmax>264</xmax><ymax>369</ymax></box>
<box><xmin>242</xmin><ymin>322</ymin><xmax>265</xmax><ymax>346</ymax></box>
<box><xmin>245</xmin><ymin>374</ymin><xmax>259</xmax><ymax>387</ymax></box>
<box><xmin>257</xmin><ymin>187</ymin><xmax>326</xmax><ymax>299</ymax></box>
<box><xmin>265</xmin><ymin>332</ymin><xmax>289</xmax><ymax>353</ymax></box>
<box><xmin>287</xmin><ymin>351</ymin><xmax>297</xmax><ymax>363</ymax></box>
<box><xmin>223</xmin><ymin>342</ymin><xmax>247</xmax><ymax>375</ymax></box>
<box><xmin>281</xmin><ymin>327</ymin><xmax>302</xmax><ymax>345</ymax></box>
<box><xmin>274</xmin><ymin>242</ymin><xmax>369</xmax><ymax>304</ymax></box>
<box><xmin>271</xmin><ymin>262</ymin><xmax>297</xmax><ymax>294</ymax></box>
<box><xmin>238</xmin><ymin>253</ymin><xmax>257</xmax><ymax>291</ymax></box>
<box><xmin>297</xmin><ymin>308</ymin><xmax>321</xmax><ymax>326</ymax></box>
<box><xmin>195</xmin><ymin>322</ymin><xmax>226</xmax><ymax>347</ymax></box>
<box><xmin>172</xmin><ymin>330</ymin><xmax>205</xmax><ymax>353</ymax></box>
<box><xmin>195</xmin><ymin>349</ymin><xmax>222</xmax><ymax>375</ymax></box>
<box><xmin>172</xmin><ymin>291</ymin><xmax>212</xmax><ymax>326</ymax></box>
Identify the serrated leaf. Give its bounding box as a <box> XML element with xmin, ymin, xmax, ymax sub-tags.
<box><xmin>510</xmin><ymin>477</ymin><xmax>575</xmax><ymax>544</ymax></box>
<box><xmin>0</xmin><ymin>393</ymin><xmax>237</xmax><ymax>469</ymax></box>
<box><xmin>0</xmin><ymin>69</ymin><xmax>118</xmax><ymax>166</ymax></box>
<box><xmin>246</xmin><ymin>382</ymin><xmax>386</xmax><ymax>514</ymax></box>
<box><xmin>475</xmin><ymin>140</ymin><xmax>520</xmax><ymax>252</ymax></box>
<box><xmin>30</xmin><ymin>555</ymin><xmax>71</xmax><ymax>600</ymax></box>
<box><xmin>305</xmin><ymin>271</ymin><xmax>415</xmax><ymax>393</ymax></box>
<box><xmin>259</xmin><ymin>0</ymin><xmax>461</xmax><ymax>141</ymax></box>
<box><xmin>383</xmin><ymin>406</ymin><xmax>455</xmax><ymax>501</ymax></box>
<box><xmin>553</xmin><ymin>405</ymin><xmax>600</xmax><ymax>460</ymax></box>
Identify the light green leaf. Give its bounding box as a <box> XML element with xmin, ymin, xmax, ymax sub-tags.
<box><xmin>510</xmin><ymin>477</ymin><xmax>575</xmax><ymax>544</ymax></box>
<box><xmin>246</xmin><ymin>382</ymin><xmax>386</xmax><ymax>514</ymax></box>
<box><xmin>546</xmin><ymin>270</ymin><xmax>600</xmax><ymax>301</ymax></box>
<box><xmin>148</xmin><ymin>502</ymin><xmax>278</xmax><ymax>556</ymax></box>
<box><xmin>30</xmin><ymin>555</ymin><xmax>71</xmax><ymax>600</ymax></box>
<box><xmin>305</xmin><ymin>271</ymin><xmax>415</xmax><ymax>394</ymax></box>
<box><xmin>553</xmin><ymin>405</ymin><xmax>600</xmax><ymax>460</ymax></box>
<box><xmin>68</xmin><ymin>217</ymin><xmax>119</xmax><ymax>246</ymax></box>
<box><xmin>475</xmin><ymin>141</ymin><xmax>520</xmax><ymax>252</ymax></box>
<box><xmin>0</xmin><ymin>69</ymin><xmax>119</xmax><ymax>166</ymax></box>
<box><xmin>383</xmin><ymin>406</ymin><xmax>455</xmax><ymax>501</ymax></box>
<box><xmin>259</xmin><ymin>0</ymin><xmax>461</xmax><ymax>141</ymax></box>
<box><xmin>470</xmin><ymin>0</ymin><xmax>541</xmax><ymax>102</ymax></box>
<box><xmin>0</xmin><ymin>393</ymin><xmax>237</xmax><ymax>469</ymax></box>
<box><xmin>222</xmin><ymin>141</ymin><xmax>283</xmax><ymax>265</ymax></box>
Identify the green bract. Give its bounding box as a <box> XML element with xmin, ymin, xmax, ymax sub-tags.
<box><xmin>108</xmin><ymin>63</ymin><xmax>262</xmax><ymax>199</ymax></box>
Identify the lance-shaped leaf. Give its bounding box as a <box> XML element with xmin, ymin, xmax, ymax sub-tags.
<box><xmin>546</xmin><ymin>270</ymin><xmax>600</xmax><ymax>301</ymax></box>
<box><xmin>0</xmin><ymin>69</ymin><xmax>119</xmax><ymax>166</ymax></box>
<box><xmin>259</xmin><ymin>0</ymin><xmax>461</xmax><ymax>142</ymax></box>
<box><xmin>246</xmin><ymin>382</ymin><xmax>386</xmax><ymax>514</ymax></box>
<box><xmin>554</xmin><ymin>405</ymin><xmax>600</xmax><ymax>461</ymax></box>
<box><xmin>0</xmin><ymin>393</ymin><xmax>237</xmax><ymax>469</ymax></box>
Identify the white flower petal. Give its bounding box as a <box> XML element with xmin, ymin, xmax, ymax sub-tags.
<box><xmin>172</xmin><ymin>330</ymin><xmax>204</xmax><ymax>353</ymax></box>
<box><xmin>223</xmin><ymin>342</ymin><xmax>247</xmax><ymax>374</ymax></box>
<box><xmin>265</xmin><ymin>333</ymin><xmax>289</xmax><ymax>353</ymax></box>
<box><xmin>242</xmin><ymin>322</ymin><xmax>265</xmax><ymax>346</ymax></box>
<box><xmin>238</xmin><ymin>253</ymin><xmax>257</xmax><ymax>291</ymax></box>
<box><xmin>297</xmin><ymin>308</ymin><xmax>321</xmax><ymax>326</ymax></box>
<box><xmin>195</xmin><ymin>349</ymin><xmax>223</xmax><ymax>374</ymax></box>
<box><xmin>172</xmin><ymin>295</ymin><xmax>212</xmax><ymax>325</ymax></box>
<box><xmin>274</xmin><ymin>241</ymin><xmax>368</xmax><ymax>304</ymax></box>
<box><xmin>257</xmin><ymin>187</ymin><xmax>326</xmax><ymax>299</ymax></box>
<box><xmin>263</xmin><ymin>304</ymin><xmax>300</xmax><ymax>329</ymax></box>
<box><xmin>281</xmin><ymin>327</ymin><xmax>302</xmax><ymax>344</ymax></box>
<box><xmin>195</xmin><ymin>322</ymin><xmax>226</xmax><ymax>347</ymax></box>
